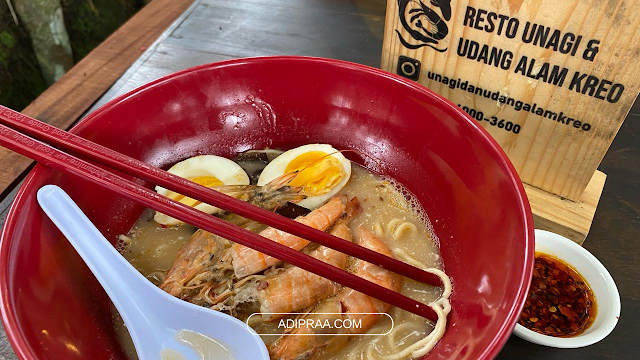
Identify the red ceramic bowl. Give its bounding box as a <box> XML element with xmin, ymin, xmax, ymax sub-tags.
<box><xmin>0</xmin><ymin>57</ymin><xmax>534</xmax><ymax>359</ymax></box>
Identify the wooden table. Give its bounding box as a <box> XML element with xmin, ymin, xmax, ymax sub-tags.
<box><xmin>0</xmin><ymin>0</ymin><xmax>637</xmax><ymax>359</ymax></box>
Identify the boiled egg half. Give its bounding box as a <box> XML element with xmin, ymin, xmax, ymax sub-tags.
<box><xmin>257</xmin><ymin>144</ymin><xmax>351</xmax><ymax>209</ymax></box>
<box><xmin>154</xmin><ymin>155</ymin><xmax>250</xmax><ymax>226</ymax></box>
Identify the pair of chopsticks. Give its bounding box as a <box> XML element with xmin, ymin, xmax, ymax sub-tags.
<box><xmin>0</xmin><ymin>105</ymin><xmax>442</xmax><ymax>321</ymax></box>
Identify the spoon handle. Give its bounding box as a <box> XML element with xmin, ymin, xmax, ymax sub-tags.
<box><xmin>36</xmin><ymin>185</ymin><xmax>163</xmax><ymax>359</ymax></box>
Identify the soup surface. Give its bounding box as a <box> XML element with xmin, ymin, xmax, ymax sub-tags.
<box><xmin>113</xmin><ymin>159</ymin><xmax>448</xmax><ymax>359</ymax></box>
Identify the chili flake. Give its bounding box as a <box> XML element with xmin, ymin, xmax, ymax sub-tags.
<box><xmin>519</xmin><ymin>252</ymin><xmax>597</xmax><ymax>337</ymax></box>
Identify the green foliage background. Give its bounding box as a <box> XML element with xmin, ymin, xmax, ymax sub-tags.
<box><xmin>62</xmin><ymin>0</ymin><xmax>146</xmax><ymax>61</ymax></box>
<box><xmin>0</xmin><ymin>7</ymin><xmax>47</xmax><ymax>110</ymax></box>
<box><xmin>0</xmin><ymin>0</ymin><xmax>145</xmax><ymax>110</ymax></box>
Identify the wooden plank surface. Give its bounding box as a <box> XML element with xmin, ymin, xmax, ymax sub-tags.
<box><xmin>526</xmin><ymin>170</ymin><xmax>606</xmax><ymax>244</ymax></box>
<box><xmin>88</xmin><ymin>44</ymin><xmax>236</xmax><ymax>111</ymax></box>
<box><xmin>0</xmin><ymin>0</ymin><xmax>638</xmax><ymax>359</ymax></box>
<box><xmin>381</xmin><ymin>0</ymin><xmax>640</xmax><ymax>201</ymax></box>
<box><xmin>0</xmin><ymin>0</ymin><xmax>195</xmax><ymax>198</ymax></box>
<box><xmin>164</xmin><ymin>0</ymin><xmax>385</xmax><ymax>67</ymax></box>
<box><xmin>497</xmin><ymin>98</ymin><xmax>640</xmax><ymax>360</ymax></box>
<box><xmin>87</xmin><ymin>0</ymin><xmax>387</xmax><ymax>113</ymax></box>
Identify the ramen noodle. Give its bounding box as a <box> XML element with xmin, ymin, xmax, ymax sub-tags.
<box><xmin>114</xmin><ymin>149</ymin><xmax>452</xmax><ymax>360</ymax></box>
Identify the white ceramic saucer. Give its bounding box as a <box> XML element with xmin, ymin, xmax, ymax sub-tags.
<box><xmin>513</xmin><ymin>229</ymin><xmax>620</xmax><ymax>348</ymax></box>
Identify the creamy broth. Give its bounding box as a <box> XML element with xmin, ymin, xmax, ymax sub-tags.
<box><xmin>113</xmin><ymin>165</ymin><xmax>446</xmax><ymax>360</ymax></box>
<box><xmin>326</xmin><ymin>166</ymin><xmax>443</xmax><ymax>359</ymax></box>
<box><xmin>116</xmin><ymin>212</ymin><xmax>196</xmax><ymax>285</ymax></box>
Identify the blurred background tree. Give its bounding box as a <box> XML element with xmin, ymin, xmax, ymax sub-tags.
<box><xmin>13</xmin><ymin>0</ymin><xmax>74</xmax><ymax>85</ymax></box>
<box><xmin>62</xmin><ymin>0</ymin><xmax>146</xmax><ymax>61</ymax></box>
<box><xmin>0</xmin><ymin>0</ymin><xmax>147</xmax><ymax>110</ymax></box>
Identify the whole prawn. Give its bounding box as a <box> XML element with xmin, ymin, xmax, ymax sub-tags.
<box><xmin>159</xmin><ymin>172</ymin><xmax>305</xmax><ymax>301</ymax></box>
<box><xmin>269</xmin><ymin>228</ymin><xmax>403</xmax><ymax>360</ymax></box>
<box><xmin>257</xmin><ymin>197</ymin><xmax>360</xmax><ymax>321</ymax></box>
<box><xmin>231</xmin><ymin>195</ymin><xmax>348</xmax><ymax>278</ymax></box>
<box><xmin>160</xmin><ymin>229</ymin><xmax>229</xmax><ymax>302</ymax></box>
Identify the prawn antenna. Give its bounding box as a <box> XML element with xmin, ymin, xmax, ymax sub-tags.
<box><xmin>283</xmin><ymin>148</ymin><xmax>389</xmax><ymax>181</ymax></box>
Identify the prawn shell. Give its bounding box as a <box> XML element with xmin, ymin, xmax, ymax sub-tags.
<box><xmin>231</xmin><ymin>196</ymin><xmax>347</xmax><ymax>278</ymax></box>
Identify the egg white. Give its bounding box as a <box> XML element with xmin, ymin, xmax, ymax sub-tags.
<box><xmin>155</xmin><ymin>155</ymin><xmax>250</xmax><ymax>226</ymax></box>
<box><xmin>257</xmin><ymin>144</ymin><xmax>351</xmax><ymax>209</ymax></box>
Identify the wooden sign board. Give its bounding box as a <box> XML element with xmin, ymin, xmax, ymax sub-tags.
<box><xmin>381</xmin><ymin>0</ymin><xmax>639</xmax><ymax>243</ymax></box>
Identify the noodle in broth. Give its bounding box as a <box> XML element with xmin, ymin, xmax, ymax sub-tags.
<box><xmin>113</xmin><ymin>162</ymin><xmax>451</xmax><ymax>359</ymax></box>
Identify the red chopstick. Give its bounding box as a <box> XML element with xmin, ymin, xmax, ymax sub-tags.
<box><xmin>0</xmin><ymin>121</ymin><xmax>439</xmax><ymax>321</ymax></box>
<box><xmin>0</xmin><ymin>105</ymin><xmax>443</xmax><ymax>287</ymax></box>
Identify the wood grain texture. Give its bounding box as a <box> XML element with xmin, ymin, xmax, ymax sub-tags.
<box><xmin>498</xmin><ymin>97</ymin><xmax>640</xmax><ymax>360</ymax></box>
<box><xmin>88</xmin><ymin>44</ymin><xmax>236</xmax><ymax>111</ymax></box>
<box><xmin>526</xmin><ymin>170</ymin><xmax>606</xmax><ymax>244</ymax></box>
<box><xmin>0</xmin><ymin>0</ymin><xmax>194</xmax><ymax>198</ymax></box>
<box><xmin>164</xmin><ymin>0</ymin><xmax>385</xmax><ymax>67</ymax></box>
<box><xmin>382</xmin><ymin>0</ymin><xmax>640</xmax><ymax>201</ymax></box>
<box><xmin>0</xmin><ymin>0</ymin><xmax>638</xmax><ymax>359</ymax></box>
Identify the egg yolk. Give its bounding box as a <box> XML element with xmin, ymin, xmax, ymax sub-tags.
<box><xmin>285</xmin><ymin>151</ymin><xmax>345</xmax><ymax>196</ymax></box>
<box><xmin>165</xmin><ymin>176</ymin><xmax>223</xmax><ymax>207</ymax></box>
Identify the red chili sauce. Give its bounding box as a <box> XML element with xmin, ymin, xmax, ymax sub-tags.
<box><xmin>519</xmin><ymin>252</ymin><xmax>597</xmax><ymax>337</ymax></box>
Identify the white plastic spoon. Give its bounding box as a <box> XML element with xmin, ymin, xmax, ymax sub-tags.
<box><xmin>37</xmin><ymin>185</ymin><xmax>269</xmax><ymax>360</ymax></box>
